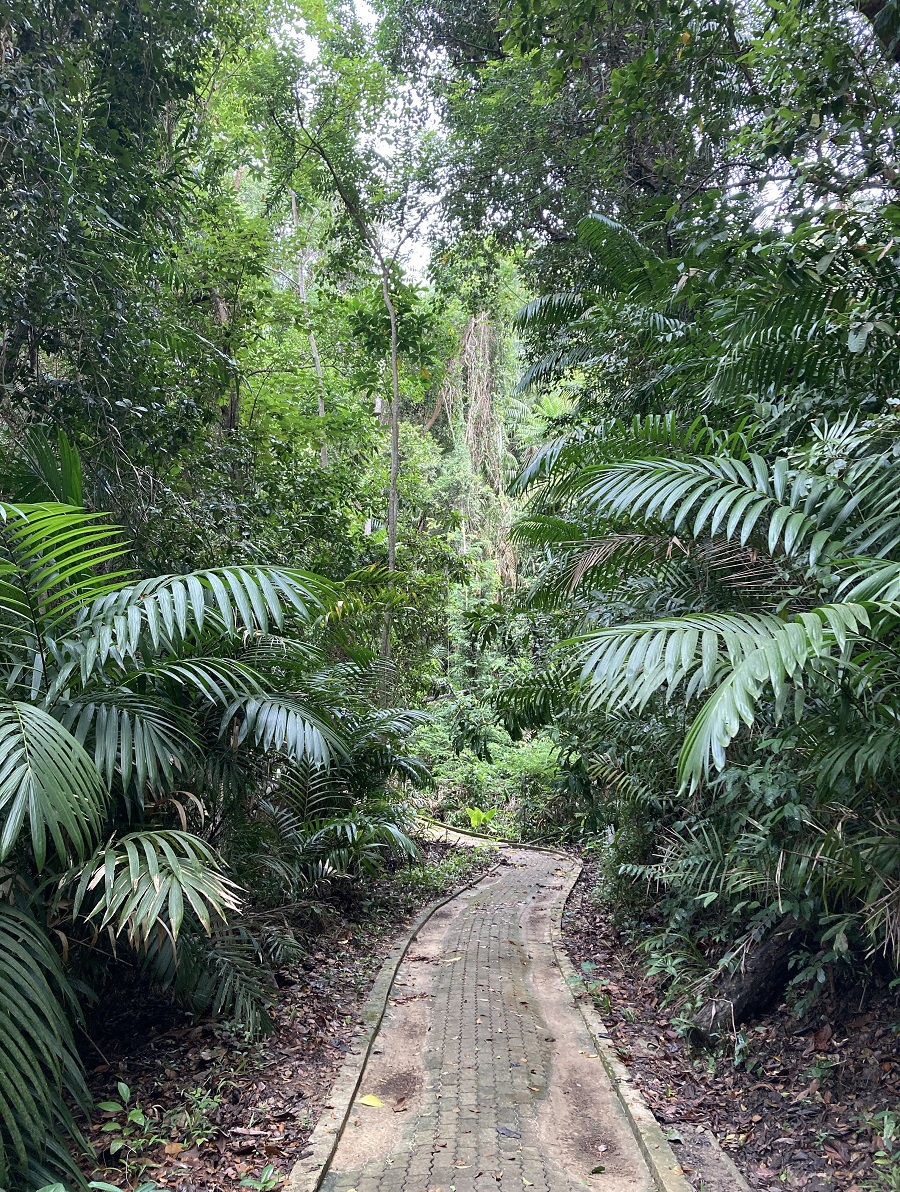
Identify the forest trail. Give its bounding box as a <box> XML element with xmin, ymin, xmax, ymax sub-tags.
<box><xmin>316</xmin><ymin>846</ymin><xmax>656</xmax><ymax>1192</ymax></box>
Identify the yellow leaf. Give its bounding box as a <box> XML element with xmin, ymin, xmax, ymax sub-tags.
<box><xmin>358</xmin><ymin>1094</ymin><xmax>384</xmax><ymax>1107</ymax></box>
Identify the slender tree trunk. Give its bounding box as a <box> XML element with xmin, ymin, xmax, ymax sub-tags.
<box><xmin>291</xmin><ymin>192</ymin><xmax>328</xmax><ymax>468</ymax></box>
<box><xmin>380</xmin><ymin>264</ymin><xmax>401</xmax><ymax>574</ymax></box>
<box><xmin>285</xmin><ymin>124</ymin><xmax>411</xmax><ymax>678</ymax></box>
<box><xmin>377</xmin><ymin>262</ymin><xmax>402</xmax><ymax>675</ymax></box>
<box><xmin>28</xmin><ymin>328</ymin><xmax>40</xmax><ymax>379</ymax></box>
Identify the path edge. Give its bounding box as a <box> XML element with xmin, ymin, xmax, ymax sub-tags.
<box><xmin>547</xmin><ymin>864</ymin><xmax>696</xmax><ymax>1192</ymax></box>
<box><xmin>286</xmin><ymin>857</ymin><xmax>502</xmax><ymax>1192</ymax></box>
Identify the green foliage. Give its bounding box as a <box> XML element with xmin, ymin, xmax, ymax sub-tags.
<box><xmin>95</xmin><ymin>1081</ymin><xmax>222</xmax><ymax>1171</ymax></box>
<box><xmin>389</xmin><ymin>841</ymin><xmax>494</xmax><ymax>901</ymax></box>
<box><xmin>239</xmin><ymin>1162</ymin><xmax>284</xmax><ymax>1190</ymax></box>
<box><xmin>867</xmin><ymin>1110</ymin><xmax>900</xmax><ymax>1191</ymax></box>
<box><xmin>399</xmin><ymin>0</ymin><xmax>900</xmax><ymax>1003</ymax></box>
<box><xmin>0</xmin><ymin>0</ymin><xmax>541</xmax><ymax>1184</ymax></box>
<box><xmin>465</xmin><ymin>806</ymin><xmax>498</xmax><ymax>831</ymax></box>
<box><xmin>21</xmin><ymin>0</ymin><xmax>900</xmax><ymax>1180</ymax></box>
<box><xmin>498</xmin><ymin>194</ymin><xmax>900</xmax><ymax>998</ymax></box>
<box><xmin>0</xmin><ymin>494</ymin><xmax>432</xmax><ymax>1184</ymax></box>
<box><xmin>0</xmin><ymin>904</ymin><xmax>89</xmax><ymax>1190</ymax></box>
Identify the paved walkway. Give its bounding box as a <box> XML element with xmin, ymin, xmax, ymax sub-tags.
<box><xmin>319</xmin><ymin>847</ymin><xmax>655</xmax><ymax>1192</ymax></box>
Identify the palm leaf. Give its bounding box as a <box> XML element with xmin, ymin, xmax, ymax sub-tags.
<box><xmin>570</xmin><ymin>604</ymin><xmax>877</xmax><ymax>784</ymax></box>
<box><xmin>73</xmin><ymin>830</ymin><xmax>242</xmax><ymax>945</ymax></box>
<box><xmin>0</xmin><ymin>703</ymin><xmax>106</xmax><ymax>869</ymax></box>
<box><xmin>227</xmin><ymin>696</ymin><xmax>343</xmax><ymax>767</ymax></box>
<box><xmin>83</xmin><ymin>567</ymin><xmax>334</xmax><ymax>650</ymax></box>
<box><xmin>61</xmin><ymin>694</ymin><xmax>199</xmax><ymax>794</ymax></box>
<box><xmin>0</xmin><ymin>903</ymin><xmax>88</xmax><ymax>1189</ymax></box>
<box><xmin>0</xmin><ymin>504</ymin><xmax>131</xmax><ymax>638</ymax></box>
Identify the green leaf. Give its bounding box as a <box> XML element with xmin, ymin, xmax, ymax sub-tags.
<box><xmin>0</xmin><ymin>703</ymin><xmax>106</xmax><ymax>868</ymax></box>
<box><xmin>0</xmin><ymin>904</ymin><xmax>89</xmax><ymax>1187</ymax></box>
<box><xmin>74</xmin><ymin>831</ymin><xmax>242</xmax><ymax>947</ymax></box>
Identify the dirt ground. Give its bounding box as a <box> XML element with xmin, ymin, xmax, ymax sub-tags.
<box><xmin>561</xmin><ymin>862</ymin><xmax>900</xmax><ymax>1192</ymax></box>
<box><xmin>76</xmin><ymin>840</ymin><xmax>495</xmax><ymax>1191</ymax></box>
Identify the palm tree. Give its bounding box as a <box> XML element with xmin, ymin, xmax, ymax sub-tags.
<box><xmin>0</xmin><ymin>496</ymin><xmax>420</xmax><ymax>1187</ymax></box>
<box><xmin>506</xmin><ymin>208</ymin><xmax>900</xmax><ymax>975</ymax></box>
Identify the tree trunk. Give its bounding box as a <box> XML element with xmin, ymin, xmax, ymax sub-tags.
<box><xmin>380</xmin><ymin>264</ymin><xmax>401</xmax><ymax>574</ymax></box>
<box><xmin>284</xmin><ymin>129</ymin><xmax>404</xmax><ymax>677</ymax></box>
<box><xmin>0</xmin><ymin>323</ymin><xmax>28</xmax><ymax>386</ymax></box>
<box><xmin>291</xmin><ymin>192</ymin><xmax>328</xmax><ymax>468</ymax></box>
<box><xmin>858</xmin><ymin>0</ymin><xmax>900</xmax><ymax>63</ymax></box>
<box><xmin>378</xmin><ymin>263</ymin><xmax>402</xmax><ymax>677</ymax></box>
<box><xmin>28</xmin><ymin>327</ymin><xmax>40</xmax><ymax>379</ymax></box>
<box><xmin>691</xmin><ymin>917</ymin><xmax>799</xmax><ymax>1037</ymax></box>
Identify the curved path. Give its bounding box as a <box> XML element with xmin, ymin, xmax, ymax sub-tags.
<box><xmin>318</xmin><ymin>846</ymin><xmax>656</xmax><ymax>1192</ymax></box>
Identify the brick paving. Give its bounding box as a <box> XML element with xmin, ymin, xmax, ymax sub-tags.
<box><xmin>321</xmin><ymin>848</ymin><xmax>654</xmax><ymax>1192</ymax></box>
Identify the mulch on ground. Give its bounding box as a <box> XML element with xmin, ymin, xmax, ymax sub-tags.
<box><xmin>562</xmin><ymin>861</ymin><xmax>900</xmax><ymax>1192</ymax></box>
<box><xmin>77</xmin><ymin>840</ymin><xmax>495</xmax><ymax>1192</ymax></box>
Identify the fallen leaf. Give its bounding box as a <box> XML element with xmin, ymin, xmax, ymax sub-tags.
<box><xmin>814</xmin><ymin>1024</ymin><xmax>834</xmax><ymax>1050</ymax></box>
<box><xmin>358</xmin><ymin>1094</ymin><xmax>384</xmax><ymax>1107</ymax></box>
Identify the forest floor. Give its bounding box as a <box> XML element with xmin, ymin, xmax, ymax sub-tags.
<box><xmin>562</xmin><ymin>861</ymin><xmax>900</xmax><ymax>1192</ymax></box>
<box><xmin>77</xmin><ymin>838</ymin><xmax>495</xmax><ymax>1192</ymax></box>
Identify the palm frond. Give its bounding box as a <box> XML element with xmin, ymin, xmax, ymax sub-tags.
<box><xmin>61</xmin><ymin>694</ymin><xmax>199</xmax><ymax>794</ymax></box>
<box><xmin>73</xmin><ymin>830</ymin><xmax>242</xmax><ymax>945</ymax></box>
<box><xmin>562</xmin><ymin>455</ymin><xmax>840</xmax><ymax>563</ymax></box>
<box><xmin>570</xmin><ymin>603</ymin><xmax>876</xmax><ymax>784</ymax></box>
<box><xmin>0</xmin><ymin>427</ymin><xmax>84</xmax><ymax>506</ymax></box>
<box><xmin>576</xmin><ymin>214</ymin><xmax>665</xmax><ymax>299</ymax></box>
<box><xmin>141</xmin><ymin>920</ymin><xmax>276</xmax><ymax>1038</ymax></box>
<box><xmin>514</xmin><ymin>291</ymin><xmax>594</xmax><ymax>330</ymax></box>
<box><xmin>82</xmin><ymin>566</ymin><xmax>334</xmax><ymax>651</ymax></box>
<box><xmin>0</xmin><ymin>504</ymin><xmax>130</xmax><ymax>636</ymax></box>
<box><xmin>228</xmin><ymin>696</ymin><xmax>343</xmax><ymax>767</ymax></box>
<box><xmin>0</xmin><ymin>703</ymin><xmax>106</xmax><ymax>869</ymax></box>
<box><xmin>0</xmin><ymin>903</ymin><xmax>88</xmax><ymax>1189</ymax></box>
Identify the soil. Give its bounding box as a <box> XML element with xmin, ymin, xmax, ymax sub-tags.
<box><xmin>76</xmin><ymin>839</ymin><xmax>495</xmax><ymax>1192</ymax></box>
<box><xmin>561</xmin><ymin>861</ymin><xmax>900</xmax><ymax>1192</ymax></box>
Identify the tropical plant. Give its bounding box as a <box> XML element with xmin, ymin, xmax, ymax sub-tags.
<box><xmin>465</xmin><ymin>806</ymin><xmax>498</xmax><ymax>830</ymax></box>
<box><xmin>503</xmin><ymin>201</ymin><xmax>900</xmax><ymax>982</ymax></box>
<box><xmin>0</xmin><ymin>496</ymin><xmax>426</xmax><ymax>1186</ymax></box>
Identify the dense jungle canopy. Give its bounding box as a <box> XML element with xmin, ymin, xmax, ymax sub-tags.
<box><xmin>2</xmin><ymin>0</ymin><xmax>900</xmax><ymax>1185</ymax></box>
